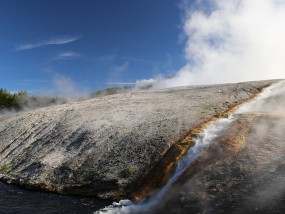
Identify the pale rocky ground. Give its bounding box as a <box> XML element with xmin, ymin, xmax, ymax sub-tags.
<box><xmin>0</xmin><ymin>80</ymin><xmax>279</xmax><ymax>199</ymax></box>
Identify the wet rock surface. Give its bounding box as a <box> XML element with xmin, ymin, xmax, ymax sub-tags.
<box><xmin>153</xmin><ymin>113</ymin><xmax>285</xmax><ymax>214</ymax></box>
<box><xmin>0</xmin><ymin>80</ymin><xmax>278</xmax><ymax>199</ymax></box>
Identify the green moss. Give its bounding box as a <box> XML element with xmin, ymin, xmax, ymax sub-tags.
<box><xmin>123</xmin><ymin>165</ymin><xmax>135</xmax><ymax>178</ymax></box>
<box><xmin>0</xmin><ymin>163</ymin><xmax>11</xmax><ymax>173</ymax></box>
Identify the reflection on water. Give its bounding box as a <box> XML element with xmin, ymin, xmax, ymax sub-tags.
<box><xmin>0</xmin><ymin>182</ymin><xmax>111</xmax><ymax>214</ymax></box>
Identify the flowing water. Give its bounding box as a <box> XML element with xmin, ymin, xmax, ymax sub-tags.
<box><xmin>95</xmin><ymin>115</ymin><xmax>237</xmax><ymax>214</ymax></box>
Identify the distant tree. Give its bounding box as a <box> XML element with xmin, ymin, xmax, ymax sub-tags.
<box><xmin>0</xmin><ymin>88</ymin><xmax>21</xmax><ymax>110</ymax></box>
<box><xmin>0</xmin><ymin>88</ymin><xmax>67</xmax><ymax>112</ymax></box>
<box><xmin>90</xmin><ymin>86</ymin><xmax>132</xmax><ymax>98</ymax></box>
<box><xmin>16</xmin><ymin>91</ymin><xmax>29</xmax><ymax>107</ymax></box>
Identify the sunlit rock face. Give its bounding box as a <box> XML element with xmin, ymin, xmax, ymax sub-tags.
<box><xmin>154</xmin><ymin>90</ymin><xmax>285</xmax><ymax>213</ymax></box>
<box><xmin>0</xmin><ymin>80</ymin><xmax>277</xmax><ymax>199</ymax></box>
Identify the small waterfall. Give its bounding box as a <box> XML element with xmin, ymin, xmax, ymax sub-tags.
<box><xmin>95</xmin><ymin>81</ymin><xmax>283</xmax><ymax>214</ymax></box>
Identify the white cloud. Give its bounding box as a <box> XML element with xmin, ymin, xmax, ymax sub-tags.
<box><xmin>139</xmin><ymin>0</ymin><xmax>285</xmax><ymax>89</ymax></box>
<box><xmin>51</xmin><ymin>51</ymin><xmax>80</xmax><ymax>60</ymax></box>
<box><xmin>16</xmin><ymin>35</ymin><xmax>81</xmax><ymax>51</ymax></box>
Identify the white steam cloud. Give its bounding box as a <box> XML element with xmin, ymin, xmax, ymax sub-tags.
<box><xmin>137</xmin><ymin>0</ymin><xmax>285</xmax><ymax>89</ymax></box>
<box><xmin>50</xmin><ymin>74</ymin><xmax>89</xmax><ymax>101</ymax></box>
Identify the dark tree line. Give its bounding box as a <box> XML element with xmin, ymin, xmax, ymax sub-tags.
<box><xmin>1</xmin><ymin>86</ymin><xmax>134</xmax><ymax>112</ymax></box>
<box><xmin>0</xmin><ymin>88</ymin><xmax>23</xmax><ymax>110</ymax></box>
<box><xmin>0</xmin><ymin>88</ymin><xmax>66</xmax><ymax>111</ymax></box>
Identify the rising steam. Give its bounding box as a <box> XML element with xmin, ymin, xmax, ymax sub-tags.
<box><xmin>50</xmin><ymin>74</ymin><xmax>89</xmax><ymax>101</ymax></box>
<box><xmin>136</xmin><ymin>0</ymin><xmax>285</xmax><ymax>90</ymax></box>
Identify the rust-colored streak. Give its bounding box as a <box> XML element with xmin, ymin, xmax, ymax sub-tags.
<box><xmin>131</xmin><ymin>120</ymin><xmax>213</xmax><ymax>202</ymax></box>
<box><xmin>131</xmin><ymin>86</ymin><xmax>271</xmax><ymax>202</ymax></box>
<box><xmin>132</xmin><ymin>113</ymin><xmax>242</xmax><ymax>202</ymax></box>
<box><xmin>176</xmin><ymin>113</ymin><xmax>282</xmax><ymax>186</ymax></box>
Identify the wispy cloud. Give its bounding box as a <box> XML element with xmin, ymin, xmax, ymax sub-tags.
<box><xmin>96</xmin><ymin>54</ymin><xmax>117</xmax><ymax>63</ymax></box>
<box><xmin>19</xmin><ymin>79</ymin><xmax>49</xmax><ymax>85</ymax></box>
<box><xmin>119</xmin><ymin>56</ymin><xmax>157</xmax><ymax>64</ymax></box>
<box><xmin>95</xmin><ymin>54</ymin><xmax>157</xmax><ymax>65</ymax></box>
<box><xmin>107</xmin><ymin>61</ymin><xmax>130</xmax><ymax>84</ymax></box>
<box><xmin>19</xmin><ymin>79</ymin><xmax>49</xmax><ymax>87</ymax></box>
<box><xmin>51</xmin><ymin>51</ymin><xmax>80</xmax><ymax>61</ymax></box>
<box><xmin>20</xmin><ymin>79</ymin><xmax>49</xmax><ymax>83</ymax></box>
<box><xmin>16</xmin><ymin>35</ymin><xmax>81</xmax><ymax>51</ymax></box>
<box><xmin>106</xmin><ymin>82</ymin><xmax>136</xmax><ymax>85</ymax></box>
<box><xmin>113</xmin><ymin>61</ymin><xmax>130</xmax><ymax>74</ymax></box>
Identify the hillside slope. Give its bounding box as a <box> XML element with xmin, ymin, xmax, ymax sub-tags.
<box><xmin>0</xmin><ymin>80</ymin><xmax>279</xmax><ymax>199</ymax></box>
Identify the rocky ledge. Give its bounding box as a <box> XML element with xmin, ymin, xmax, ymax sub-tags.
<box><xmin>0</xmin><ymin>80</ymin><xmax>279</xmax><ymax>200</ymax></box>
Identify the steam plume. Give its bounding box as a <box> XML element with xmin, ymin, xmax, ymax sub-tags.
<box><xmin>51</xmin><ymin>74</ymin><xmax>89</xmax><ymax>101</ymax></box>
<box><xmin>137</xmin><ymin>0</ymin><xmax>285</xmax><ymax>89</ymax></box>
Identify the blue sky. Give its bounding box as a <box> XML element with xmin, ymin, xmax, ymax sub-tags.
<box><xmin>0</xmin><ymin>0</ymin><xmax>186</xmax><ymax>94</ymax></box>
